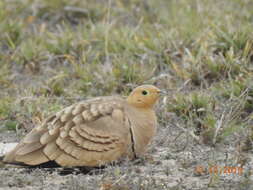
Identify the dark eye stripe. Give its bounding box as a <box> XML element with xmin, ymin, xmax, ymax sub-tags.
<box><xmin>142</xmin><ymin>90</ymin><xmax>148</xmax><ymax>95</ymax></box>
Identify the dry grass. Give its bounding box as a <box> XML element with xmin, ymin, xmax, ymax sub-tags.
<box><xmin>0</xmin><ymin>0</ymin><xmax>253</xmax><ymax>189</ymax></box>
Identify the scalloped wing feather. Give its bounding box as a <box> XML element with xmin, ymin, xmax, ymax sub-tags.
<box><xmin>3</xmin><ymin>96</ymin><xmax>133</xmax><ymax>167</ymax></box>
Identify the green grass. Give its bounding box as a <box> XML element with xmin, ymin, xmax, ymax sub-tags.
<box><xmin>0</xmin><ymin>0</ymin><xmax>253</xmax><ymax>188</ymax></box>
<box><xmin>0</xmin><ymin>0</ymin><xmax>252</xmax><ymax>146</ymax></box>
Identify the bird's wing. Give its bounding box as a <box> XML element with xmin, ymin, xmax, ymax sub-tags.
<box><xmin>3</xmin><ymin>97</ymin><xmax>133</xmax><ymax>167</ymax></box>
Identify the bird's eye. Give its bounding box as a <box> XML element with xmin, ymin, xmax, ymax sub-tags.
<box><xmin>142</xmin><ymin>90</ymin><xmax>148</xmax><ymax>95</ymax></box>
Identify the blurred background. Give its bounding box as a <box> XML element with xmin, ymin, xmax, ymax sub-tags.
<box><xmin>0</xmin><ymin>0</ymin><xmax>253</xmax><ymax>189</ymax></box>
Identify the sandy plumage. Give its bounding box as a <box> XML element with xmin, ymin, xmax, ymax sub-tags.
<box><xmin>3</xmin><ymin>85</ymin><xmax>161</xmax><ymax>167</ymax></box>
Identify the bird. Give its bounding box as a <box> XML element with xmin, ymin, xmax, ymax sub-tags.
<box><xmin>3</xmin><ymin>85</ymin><xmax>162</xmax><ymax>167</ymax></box>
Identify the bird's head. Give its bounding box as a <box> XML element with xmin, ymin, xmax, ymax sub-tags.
<box><xmin>127</xmin><ymin>85</ymin><xmax>164</xmax><ymax>109</ymax></box>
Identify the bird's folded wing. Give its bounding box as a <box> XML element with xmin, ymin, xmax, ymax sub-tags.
<box><xmin>4</xmin><ymin>97</ymin><xmax>132</xmax><ymax>166</ymax></box>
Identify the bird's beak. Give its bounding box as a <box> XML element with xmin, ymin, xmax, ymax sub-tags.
<box><xmin>158</xmin><ymin>90</ymin><xmax>168</xmax><ymax>96</ymax></box>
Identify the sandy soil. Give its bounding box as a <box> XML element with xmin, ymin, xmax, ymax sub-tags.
<box><xmin>0</xmin><ymin>125</ymin><xmax>252</xmax><ymax>190</ymax></box>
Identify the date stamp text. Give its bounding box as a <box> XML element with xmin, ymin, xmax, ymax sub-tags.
<box><xmin>195</xmin><ymin>165</ymin><xmax>243</xmax><ymax>175</ymax></box>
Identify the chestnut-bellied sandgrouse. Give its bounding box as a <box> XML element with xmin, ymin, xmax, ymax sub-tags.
<box><xmin>3</xmin><ymin>85</ymin><xmax>161</xmax><ymax>167</ymax></box>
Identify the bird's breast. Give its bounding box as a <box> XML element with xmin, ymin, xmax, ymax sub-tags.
<box><xmin>125</xmin><ymin>106</ymin><xmax>157</xmax><ymax>156</ymax></box>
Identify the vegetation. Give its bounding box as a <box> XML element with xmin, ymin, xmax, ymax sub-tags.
<box><xmin>0</xmin><ymin>0</ymin><xmax>253</xmax><ymax>189</ymax></box>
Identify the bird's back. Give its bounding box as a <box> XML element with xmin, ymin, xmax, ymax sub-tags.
<box><xmin>3</xmin><ymin>96</ymin><xmax>134</xmax><ymax>167</ymax></box>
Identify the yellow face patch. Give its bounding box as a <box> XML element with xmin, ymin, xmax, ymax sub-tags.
<box><xmin>127</xmin><ymin>85</ymin><xmax>161</xmax><ymax>108</ymax></box>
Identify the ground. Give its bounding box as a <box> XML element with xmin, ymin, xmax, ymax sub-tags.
<box><xmin>0</xmin><ymin>0</ymin><xmax>253</xmax><ymax>189</ymax></box>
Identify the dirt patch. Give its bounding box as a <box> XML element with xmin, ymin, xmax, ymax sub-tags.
<box><xmin>1</xmin><ymin>0</ymin><xmax>253</xmax><ymax>189</ymax></box>
<box><xmin>1</xmin><ymin>127</ymin><xmax>252</xmax><ymax>190</ymax></box>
